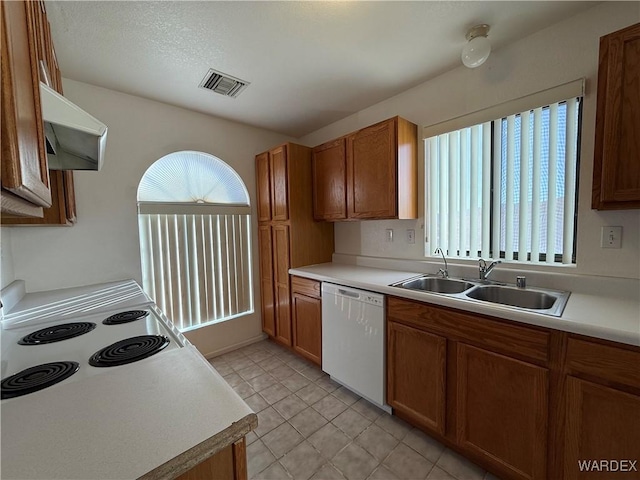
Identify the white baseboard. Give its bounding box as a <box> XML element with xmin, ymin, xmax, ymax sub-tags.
<box><xmin>202</xmin><ymin>333</ymin><xmax>268</xmax><ymax>359</ymax></box>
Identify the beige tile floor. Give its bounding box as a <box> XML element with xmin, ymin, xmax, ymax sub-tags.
<box><xmin>210</xmin><ymin>339</ymin><xmax>500</xmax><ymax>480</ymax></box>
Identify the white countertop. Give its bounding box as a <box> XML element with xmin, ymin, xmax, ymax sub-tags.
<box><xmin>290</xmin><ymin>263</ymin><xmax>640</xmax><ymax>347</ymax></box>
<box><xmin>1</xmin><ymin>346</ymin><xmax>255</xmax><ymax>480</ymax></box>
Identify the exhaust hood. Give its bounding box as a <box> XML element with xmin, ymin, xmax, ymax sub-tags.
<box><xmin>40</xmin><ymin>83</ymin><xmax>107</xmax><ymax>171</ymax></box>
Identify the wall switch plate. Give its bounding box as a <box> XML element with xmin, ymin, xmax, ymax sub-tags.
<box><xmin>385</xmin><ymin>229</ymin><xmax>393</xmax><ymax>242</ymax></box>
<box><xmin>407</xmin><ymin>229</ymin><xmax>415</xmax><ymax>244</ymax></box>
<box><xmin>601</xmin><ymin>226</ymin><xmax>622</xmax><ymax>248</ymax></box>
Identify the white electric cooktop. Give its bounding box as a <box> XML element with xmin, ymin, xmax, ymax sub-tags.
<box><xmin>1</xmin><ymin>280</ymin><xmax>187</xmax><ymax>403</ymax></box>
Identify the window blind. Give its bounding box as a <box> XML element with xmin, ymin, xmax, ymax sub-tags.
<box><xmin>426</xmin><ymin>96</ymin><xmax>580</xmax><ymax>264</ymax></box>
<box><xmin>138</xmin><ymin>213</ymin><xmax>253</xmax><ymax>331</ymax></box>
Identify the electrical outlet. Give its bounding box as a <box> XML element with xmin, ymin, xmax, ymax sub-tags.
<box><xmin>385</xmin><ymin>229</ymin><xmax>393</xmax><ymax>242</ymax></box>
<box><xmin>601</xmin><ymin>226</ymin><xmax>622</xmax><ymax>249</ymax></box>
<box><xmin>407</xmin><ymin>229</ymin><xmax>415</xmax><ymax>244</ymax></box>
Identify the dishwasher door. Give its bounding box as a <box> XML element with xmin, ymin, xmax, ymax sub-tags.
<box><xmin>321</xmin><ymin>283</ymin><xmax>387</xmax><ymax>408</ymax></box>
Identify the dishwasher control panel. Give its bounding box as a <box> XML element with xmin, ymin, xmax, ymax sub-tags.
<box><xmin>363</xmin><ymin>295</ymin><xmax>384</xmax><ymax>306</ymax></box>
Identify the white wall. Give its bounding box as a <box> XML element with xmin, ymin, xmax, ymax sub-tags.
<box><xmin>300</xmin><ymin>1</ymin><xmax>640</xmax><ymax>280</ymax></box>
<box><xmin>7</xmin><ymin>79</ymin><xmax>290</xmax><ymax>355</ymax></box>
<box><xmin>1</xmin><ymin>228</ymin><xmax>15</xmax><ymax>289</ymax></box>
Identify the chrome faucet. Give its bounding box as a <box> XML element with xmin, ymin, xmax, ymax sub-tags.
<box><xmin>478</xmin><ymin>258</ymin><xmax>501</xmax><ymax>281</ymax></box>
<box><xmin>434</xmin><ymin>247</ymin><xmax>449</xmax><ymax>278</ymax></box>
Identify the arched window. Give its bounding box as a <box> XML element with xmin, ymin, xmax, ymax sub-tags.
<box><xmin>137</xmin><ymin>151</ymin><xmax>253</xmax><ymax>332</ymax></box>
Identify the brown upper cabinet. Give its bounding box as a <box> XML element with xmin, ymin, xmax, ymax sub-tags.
<box><xmin>312</xmin><ymin>138</ymin><xmax>347</xmax><ymax>221</ymax></box>
<box><xmin>312</xmin><ymin>116</ymin><xmax>418</xmax><ymax>221</ymax></box>
<box><xmin>1</xmin><ymin>0</ymin><xmax>51</xmax><ymax>217</ymax></box>
<box><xmin>256</xmin><ymin>146</ymin><xmax>290</xmax><ymax>222</ymax></box>
<box><xmin>1</xmin><ymin>0</ymin><xmax>76</xmax><ymax>224</ymax></box>
<box><xmin>592</xmin><ymin>22</ymin><xmax>640</xmax><ymax>210</ymax></box>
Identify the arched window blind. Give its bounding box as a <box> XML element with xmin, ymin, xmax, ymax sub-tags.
<box><xmin>137</xmin><ymin>151</ymin><xmax>253</xmax><ymax>332</ymax></box>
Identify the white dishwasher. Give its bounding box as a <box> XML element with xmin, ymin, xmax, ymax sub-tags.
<box><xmin>322</xmin><ymin>283</ymin><xmax>389</xmax><ymax>411</ymax></box>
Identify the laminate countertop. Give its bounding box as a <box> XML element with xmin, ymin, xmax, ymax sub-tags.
<box><xmin>290</xmin><ymin>263</ymin><xmax>640</xmax><ymax>347</ymax></box>
<box><xmin>1</xmin><ymin>338</ymin><xmax>256</xmax><ymax>480</ymax></box>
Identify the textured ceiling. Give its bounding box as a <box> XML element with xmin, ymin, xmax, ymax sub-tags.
<box><xmin>45</xmin><ymin>1</ymin><xmax>597</xmax><ymax>137</ymax></box>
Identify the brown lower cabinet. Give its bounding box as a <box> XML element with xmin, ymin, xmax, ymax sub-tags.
<box><xmin>387</xmin><ymin>321</ymin><xmax>446</xmax><ymax>435</ymax></box>
<box><xmin>456</xmin><ymin>344</ymin><xmax>548</xmax><ymax>480</ymax></box>
<box><xmin>387</xmin><ymin>296</ymin><xmax>640</xmax><ymax>480</ymax></box>
<box><xmin>174</xmin><ymin>438</ymin><xmax>247</xmax><ymax>480</ymax></box>
<box><xmin>291</xmin><ymin>276</ymin><xmax>322</xmax><ymax>366</ymax></box>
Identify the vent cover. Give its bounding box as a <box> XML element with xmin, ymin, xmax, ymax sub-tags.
<box><xmin>199</xmin><ymin>69</ymin><xmax>249</xmax><ymax>98</ymax></box>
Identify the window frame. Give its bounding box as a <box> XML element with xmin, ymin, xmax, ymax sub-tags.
<box><xmin>423</xmin><ymin>80</ymin><xmax>584</xmax><ymax>266</ymax></box>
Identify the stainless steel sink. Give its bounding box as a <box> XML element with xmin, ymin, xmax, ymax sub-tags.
<box><xmin>391</xmin><ymin>274</ymin><xmax>570</xmax><ymax>317</ymax></box>
<box><xmin>393</xmin><ymin>276</ymin><xmax>475</xmax><ymax>294</ymax></box>
<box><xmin>464</xmin><ymin>285</ymin><xmax>570</xmax><ymax>316</ymax></box>
<box><xmin>465</xmin><ymin>285</ymin><xmax>554</xmax><ymax>309</ymax></box>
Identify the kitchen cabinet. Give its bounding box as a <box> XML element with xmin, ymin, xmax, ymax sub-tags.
<box><xmin>258</xmin><ymin>225</ymin><xmax>275</xmax><ymax>337</ymax></box>
<box><xmin>456</xmin><ymin>343</ymin><xmax>548</xmax><ymax>480</ymax></box>
<box><xmin>255</xmin><ymin>143</ymin><xmax>333</xmax><ymax>347</ymax></box>
<box><xmin>291</xmin><ymin>276</ymin><xmax>322</xmax><ymax>366</ymax></box>
<box><xmin>312</xmin><ymin>116</ymin><xmax>418</xmax><ymax>221</ymax></box>
<box><xmin>592</xmin><ymin>22</ymin><xmax>640</xmax><ymax>210</ymax></box>
<box><xmin>1</xmin><ymin>0</ymin><xmax>77</xmax><ymax>224</ymax></box>
<box><xmin>1</xmin><ymin>0</ymin><xmax>51</xmax><ymax>217</ymax></box>
<box><xmin>387</xmin><ymin>320</ymin><xmax>446</xmax><ymax>435</ymax></box>
<box><xmin>273</xmin><ymin>224</ymin><xmax>292</xmax><ymax>345</ymax></box>
<box><xmin>175</xmin><ymin>438</ymin><xmax>247</xmax><ymax>480</ymax></box>
<box><xmin>387</xmin><ymin>296</ymin><xmax>551</xmax><ymax>480</ymax></box>
<box><xmin>386</xmin><ymin>295</ymin><xmax>640</xmax><ymax>480</ymax></box>
<box><xmin>312</xmin><ymin>137</ymin><xmax>347</xmax><ymax>221</ymax></box>
<box><xmin>563</xmin><ymin>337</ymin><xmax>640</xmax><ymax>479</ymax></box>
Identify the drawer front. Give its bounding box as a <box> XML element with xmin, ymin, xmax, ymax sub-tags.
<box><xmin>566</xmin><ymin>337</ymin><xmax>640</xmax><ymax>389</ymax></box>
<box><xmin>291</xmin><ymin>276</ymin><xmax>321</xmax><ymax>298</ymax></box>
<box><xmin>387</xmin><ymin>296</ymin><xmax>550</xmax><ymax>364</ymax></box>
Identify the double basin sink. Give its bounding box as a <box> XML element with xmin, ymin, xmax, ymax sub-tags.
<box><xmin>391</xmin><ymin>275</ymin><xmax>570</xmax><ymax>317</ymax></box>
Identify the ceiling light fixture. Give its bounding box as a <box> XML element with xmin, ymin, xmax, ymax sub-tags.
<box><xmin>461</xmin><ymin>24</ymin><xmax>491</xmax><ymax>68</ymax></box>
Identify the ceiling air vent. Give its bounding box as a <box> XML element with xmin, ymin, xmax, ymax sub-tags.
<box><xmin>199</xmin><ymin>69</ymin><xmax>249</xmax><ymax>98</ymax></box>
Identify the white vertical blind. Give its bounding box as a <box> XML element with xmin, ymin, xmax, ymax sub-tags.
<box><xmin>138</xmin><ymin>213</ymin><xmax>253</xmax><ymax>331</ymax></box>
<box><xmin>491</xmin><ymin>123</ymin><xmax>502</xmax><ymax>260</ymax></box>
<box><xmin>563</xmin><ymin>98</ymin><xmax>579</xmax><ymax>264</ymax></box>
<box><xmin>481</xmin><ymin>123</ymin><xmax>491</xmax><ymax>259</ymax></box>
<box><xmin>426</xmin><ymin>97</ymin><xmax>581</xmax><ymax>265</ymax></box>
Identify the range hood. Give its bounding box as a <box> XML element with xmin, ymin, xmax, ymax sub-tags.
<box><xmin>40</xmin><ymin>82</ymin><xmax>107</xmax><ymax>171</ymax></box>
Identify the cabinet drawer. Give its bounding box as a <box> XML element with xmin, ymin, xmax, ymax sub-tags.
<box><xmin>291</xmin><ymin>276</ymin><xmax>321</xmax><ymax>298</ymax></box>
<box><xmin>566</xmin><ymin>337</ymin><xmax>640</xmax><ymax>389</ymax></box>
<box><xmin>387</xmin><ymin>296</ymin><xmax>550</xmax><ymax>364</ymax></box>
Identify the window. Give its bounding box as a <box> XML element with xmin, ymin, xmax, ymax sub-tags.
<box><xmin>425</xmin><ymin>82</ymin><xmax>582</xmax><ymax>265</ymax></box>
<box><xmin>137</xmin><ymin>151</ymin><xmax>253</xmax><ymax>332</ymax></box>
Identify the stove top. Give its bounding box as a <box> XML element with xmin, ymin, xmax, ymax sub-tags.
<box><xmin>1</xmin><ymin>361</ymin><xmax>79</xmax><ymax>400</ymax></box>
<box><xmin>1</xmin><ymin>280</ymin><xmax>187</xmax><ymax>402</ymax></box>
<box><xmin>18</xmin><ymin>322</ymin><xmax>97</xmax><ymax>345</ymax></box>
<box><xmin>102</xmin><ymin>310</ymin><xmax>149</xmax><ymax>325</ymax></box>
<box><xmin>89</xmin><ymin>335</ymin><xmax>170</xmax><ymax>367</ymax></box>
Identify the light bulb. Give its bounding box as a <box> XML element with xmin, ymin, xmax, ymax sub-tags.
<box><xmin>461</xmin><ymin>35</ymin><xmax>491</xmax><ymax>68</ymax></box>
<box><xmin>461</xmin><ymin>24</ymin><xmax>491</xmax><ymax>69</ymax></box>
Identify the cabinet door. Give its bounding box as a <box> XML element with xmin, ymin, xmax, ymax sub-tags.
<box><xmin>292</xmin><ymin>293</ymin><xmax>321</xmax><ymax>366</ymax></box>
<box><xmin>592</xmin><ymin>22</ymin><xmax>640</xmax><ymax>209</ymax></box>
<box><xmin>270</xmin><ymin>146</ymin><xmax>289</xmax><ymax>221</ymax></box>
<box><xmin>347</xmin><ymin>118</ymin><xmax>396</xmax><ymax>219</ymax></box>
<box><xmin>1</xmin><ymin>0</ymin><xmax>51</xmax><ymax>209</ymax></box>
<box><xmin>312</xmin><ymin>138</ymin><xmax>346</xmax><ymax>221</ymax></box>
<box><xmin>258</xmin><ymin>225</ymin><xmax>275</xmax><ymax>337</ymax></box>
<box><xmin>273</xmin><ymin>224</ymin><xmax>291</xmax><ymax>346</ymax></box>
<box><xmin>456</xmin><ymin>343</ymin><xmax>548</xmax><ymax>480</ymax></box>
<box><xmin>564</xmin><ymin>377</ymin><xmax>640</xmax><ymax>480</ymax></box>
<box><xmin>387</xmin><ymin>321</ymin><xmax>446</xmax><ymax>435</ymax></box>
<box><xmin>256</xmin><ymin>152</ymin><xmax>271</xmax><ymax>222</ymax></box>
